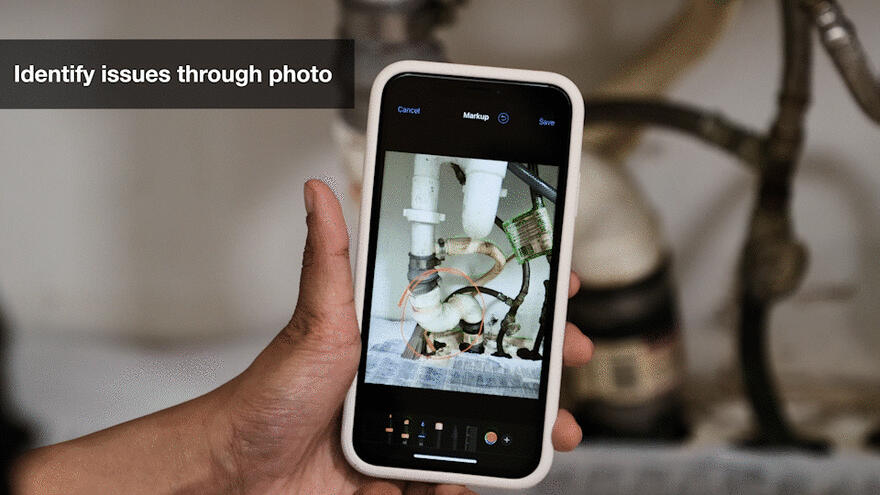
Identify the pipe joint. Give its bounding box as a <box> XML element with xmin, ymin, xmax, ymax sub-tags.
<box><xmin>408</xmin><ymin>253</ymin><xmax>440</xmax><ymax>295</ymax></box>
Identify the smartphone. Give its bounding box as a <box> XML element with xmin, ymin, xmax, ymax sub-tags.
<box><xmin>341</xmin><ymin>60</ymin><xmax>583</xmax><ymax>489</ymax></box>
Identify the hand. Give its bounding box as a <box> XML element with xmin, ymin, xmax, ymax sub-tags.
<box><xmin>11</xmin><ymin>179</ymin><xmax>593</xmax><ymax>495</ymax></box>
<box><xmin>210</xmin><ymin>180</ymin><xmax>594</xmax><ymax>494</ymax></box>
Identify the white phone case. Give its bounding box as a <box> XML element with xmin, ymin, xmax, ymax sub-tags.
<box><xmin>341</xmin><ymin>60</ymin><xmax>584</xmax><ymax>489</ymax></box>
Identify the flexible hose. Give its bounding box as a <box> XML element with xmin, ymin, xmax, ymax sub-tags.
<box><xmin>443</xmin><ymin>237</ymin><xmax>508</xmax><ymax>285</ymax></box>
<box><xmin>584</xmin><ymin>99</ymin><xmax>763</xmax><ymax>166</ymax></box>
<box><xmin>507</xmin><ymin>162</ymin><xmax>557</xmax><ymax>203</ymax></box>
<box><xmin>446</xmin><ymin>286</ymin><xmax>513</xmax><ymax>306</ymax></box>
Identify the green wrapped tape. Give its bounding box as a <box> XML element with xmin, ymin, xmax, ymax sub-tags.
<box><xmin>503</xmin><ymin>206</ymin><xmax>553</xmax><ymax>263</ymax></box>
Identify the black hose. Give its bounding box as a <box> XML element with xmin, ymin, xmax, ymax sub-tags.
<box><xmin>517</xmin><ymin>279</ymin><xmax>550</xmax><ymax>361</ymax></box>
<box><xmin>493</xmin><ymin>260</ymin><xmax>530</xmax><ymax>358</ymax></box>
<box><xmin>445</xmin><ymin>286</ymin><xmax>514</xmax><ymax>306</ymax></box>
<box><xmin>527</xmin><ymin>163</ymin><xmax>545</xmax><ymax>208</ymax></box>
<box><xmin>507</xmin><ymin>162</ymin><xmax>557</xmax><ymax>203</ymax></box>
<box><xmin>739</xmin><ymin>295</ymin><xmax>792</xmax><ymax>443</ymax></box>
<box><xmin>449</xmin><ymin>162</ymin><xmax>467</xmax><ymax>185</ymax></box>
<box><xmin>513</xmin><ymin>261</ymin><xmax>530</xmax><ymax>308</ymax></box>
<box><xmin>738</xmin><ymin>294</ymin><xmax>826</xmax><ymax>451</ymax></box>
<box><xmin>584</xmin><ymin>99</ymin><xmax>763</xmax><ymax>166</ymax></box>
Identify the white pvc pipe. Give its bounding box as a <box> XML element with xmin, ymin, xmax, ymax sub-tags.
<box><xmin>402</xmin><ymin>155</ymin><xmax>509</xmax><ymax>333</ymax></box>
<box><xmin>459</xmin><ymin>159</ymin><xmax>507</xmax><ymax>239</ymax></box>
<box><xmin>410</xmin><ymin>288</ymin><xmax>482</xmax><ymax>332</ymax></box>
<box><xmin>404</xmin><ymin>154</ymin><xmax>446</xmax><ymax>256</ymax></box>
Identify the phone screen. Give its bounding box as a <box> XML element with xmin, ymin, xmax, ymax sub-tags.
<box><xmin>353</xmin><ymin>72</ymin><xmax>573</xmax><ymax>478</ymax></box>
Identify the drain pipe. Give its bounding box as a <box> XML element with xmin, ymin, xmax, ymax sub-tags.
<box><xmin>411</xmin><ymin>291</ymin><xmax>482</xmax><ymax>333</ymax></box>
<box><xmin>404</xmin><ymin>154</ymin><xmax>446</xmax><ymax>259</ymax></box>
<box><xmin>458</xmin><ymin>159</ymin><xmax>508</xmax><ymax>239</ymax></box>
<box><xmin>334</xmin><ymin>0</ymin><xmax>464</xmax><ymax>198</ymax></box>
<box><xmin>404</xmin><ymin>154</ymin><xmax>482</xmax><ymax>333</ymax></box>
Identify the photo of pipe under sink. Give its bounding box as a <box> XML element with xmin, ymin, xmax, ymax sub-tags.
<box><xmin>364</xmin><ymin>152</ymin><xmax>558</xmax><ymax>399</ymax></box>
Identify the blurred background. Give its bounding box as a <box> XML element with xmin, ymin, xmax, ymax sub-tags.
<box><xmin>1</xmin><ymin>0</ymin><xmax>879</xmax><ymax>492</ymax></box>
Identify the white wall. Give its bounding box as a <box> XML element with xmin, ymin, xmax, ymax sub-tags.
<box><xmin>0</xmin><ymin>1</ymin><xmax>344</xmax><ymax>341</ymax></box>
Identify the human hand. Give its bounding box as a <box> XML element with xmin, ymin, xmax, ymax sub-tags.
<box><xmin>208</xmin><ymin>179</ymin><xmax>594</xmax><ymax>494</ymax></box>
<box><xmin>10</xmin><ymin>179</ymin><xmax>591</xmax><ymax>495</ymax></box>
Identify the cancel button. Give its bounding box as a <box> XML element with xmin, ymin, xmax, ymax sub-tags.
<box><xmin>398</xmin><ymin>106</ymin><xmax>421</xmax><ymax>115</ymax></box>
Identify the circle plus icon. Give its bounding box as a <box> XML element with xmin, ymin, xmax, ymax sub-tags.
<box><xmin>497</xmin><ymin>112</ymin><xmax>510</xmax><ymax>124</ymax></box>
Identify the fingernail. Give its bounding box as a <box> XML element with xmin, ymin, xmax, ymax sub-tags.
<box><xmin>304</xmin><ymin>181</ymin><xmax>314</xmax><ymax>214</ymax></box>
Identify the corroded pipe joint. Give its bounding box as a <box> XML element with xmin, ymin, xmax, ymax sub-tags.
<box><xmin>339</xmin><ymin>0</ymin><xmax>461</xmax><ymax>43</ymax></box>
<box><xmin>801</xmin><ymin>0</ymin><xmax>849</xmax><ymax>36</ymax></box>
<box><xmin>742</xmin><ymin>211</ymin><xmax>808</xmax><ymax>301</ymax></box>
<box><xmin>500</xmin><ymin>312</ymin><xmax>519</xmax><ymax>331</ymax></box>
<box><xmin>408</xmin><ymin>252</ymin><xmax>440</xmax><ymax>295</ymax></box>
<box><xmin>461</xmin><ymin>319</ymin><xmax>481</xmax><ymax>335</ymax></box>
<box><xmin>743</xmin><ymin>240</ymin><xmax>807</xmax><ymax>301</ymax></box>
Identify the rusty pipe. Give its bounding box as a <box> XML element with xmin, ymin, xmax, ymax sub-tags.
<box><xmin>802</xmin><ymin>0</ymin><xmax>880</xmax><ymax>124</ymax></box>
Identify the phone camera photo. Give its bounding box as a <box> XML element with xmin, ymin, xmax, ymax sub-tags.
<box><xmin>364</xmin><ymin>152</ymin><xmax>558</xmax><ymax>400</ymax></box>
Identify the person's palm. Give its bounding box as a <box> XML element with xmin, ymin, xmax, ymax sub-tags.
<box><xmin>211</xmin><ymin>180</ymin><xmax>592</xmax><ymax>494</ymax></box>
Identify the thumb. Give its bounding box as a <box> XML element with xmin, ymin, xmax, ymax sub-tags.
<box><xmin>258</xmin><ymin>179</ymin><xmax>360</xmax><ymax>398</ymax></box>
<box><xmin>294</xmin><ymin>179</ymin><xmax>358</xmax><ymax>332</ymax></box>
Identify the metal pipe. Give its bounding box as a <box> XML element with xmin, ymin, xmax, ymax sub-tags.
<box><xmin>736</xmin><ymin>0</ymin><xmax>820</xmax><ymax>450</ymax></box>
<box><xmin>337</xmin><ymin>0</ymin><xmax>461</xmax><ymax>130</ymax></box>
<box><xmin>517</xmin><ymin>279</ymin><xmax>550</xmax><ymax>361</ymax></box>
<box><xmin>493</xmin><ymin>260</ymin><xmax>530</xmax><ymax>359</ymax></box>
<box><xmin>583</xmin><ymin>99</ymin><xmax>763</xmax><ymax>167</ymax></box>
<box><xmin>584</xmin><ymin>0</ymin><xmax>741</xmax><ymax>160</ymax></box>
<box><xmin>507</xmin><ymin>162</ymin><xmax>557</xmax><ymax>203</ymax></box>
<box><xmin>801</xmin><ymin>0</ymin><xmax>880</xmax><ymax>123</ymax></box>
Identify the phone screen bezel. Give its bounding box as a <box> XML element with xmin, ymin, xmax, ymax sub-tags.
<box><xmin>345</xmin><ymin>64</ymin><xmax>581</xmax><ymax>484</ymax></box>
